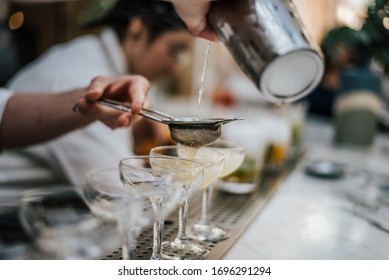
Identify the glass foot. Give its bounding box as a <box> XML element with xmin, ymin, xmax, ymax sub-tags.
<box><xmin>161</xmin><ymin>239</ymin><xmax>209</xmax><ymax>260</ymax></box>
<box><xmin>189</xmin><ymin>223</ymin><xmax>230</xmax><ymax>242</ymax></box>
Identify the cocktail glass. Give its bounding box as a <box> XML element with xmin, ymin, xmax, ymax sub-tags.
<box><xmin>150</xmin><ymin>145</ymin><xmax>224</xmax><ymax>259</ymax></box>
<box><xmin>78</xmin><ymin>168</ymin><xmax>151</xmax><ymax>260</ymax></box>
<box><xmin>119</xmin><ymin>155</ymin><xmax>203</xmax><ymax>260</ymax></box>
<box><xmin>19</xmin><ymin>186</ymin><xmax>121</xmax><ymax>259</ymax></box>
<box><xmin>190</xmin><ymin>139</ymin><xmax>244</xmax><ymax>241</ymax></box>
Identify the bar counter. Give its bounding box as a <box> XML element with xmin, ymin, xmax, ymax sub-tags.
<box><xmin>1</xmin><ymin>116</ymin><xmax>389</xmax><ymax>260</ymax></box>
<box><xmin>224</xmin><ymin>117</ymin><xmax>389</xmax><ymax>259</ymax></box>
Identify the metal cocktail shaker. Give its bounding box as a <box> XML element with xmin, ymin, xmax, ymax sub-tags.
<box><xmin>207</xmin><ymin>0</ymin><xmax>324</xmax><ymax>103</ymax></box>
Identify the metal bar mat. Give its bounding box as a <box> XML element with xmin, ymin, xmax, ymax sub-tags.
<box><xmin>102</xmin><ymin>163</ymin><xmax>296</xmax><ymax>260</ymax></box>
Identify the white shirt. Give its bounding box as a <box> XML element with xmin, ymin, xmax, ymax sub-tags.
<box><xmin>1</xmin><ymin>28</ymin><xmax>134</xmax><ymax>185</ymax></box>
<box><xmin>0</xmin><ymin>88</ymin><xmax>13</xmax><ymax>125</ymax></box>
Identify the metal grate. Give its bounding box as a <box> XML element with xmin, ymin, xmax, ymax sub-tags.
<box><xmin>102</xmin><ymin>164</ymin><xmax>296</xmax><ymax>260</ymax></box>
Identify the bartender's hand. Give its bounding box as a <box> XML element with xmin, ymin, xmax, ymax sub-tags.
<box><xmin>76</xmin><ymin>75</ymin><xmax>151</xmax><ymax>128</ymax></box>
<box><xmin>165</xmin><ymin>0</ymin><xmax>219</xmax><ymax>41</ymax></box>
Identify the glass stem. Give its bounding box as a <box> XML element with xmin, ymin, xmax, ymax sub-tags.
<box><xmin>151</xmin><ymin>200</ymin><xmax>164</xmax><ymax>260</ymax></box>
<box><xmin>151</xmin><ymin>218</ymin><xmax>165</xmax><ymax>260</ymax></box>
<box><xmin>199</xmin><ymin>187</ymin><xmax>211</xmax><ymax>225</ymax></box>
<box><xmin>118</xmin><ymin>221</ymin><xmax>136</xmax><ymax>260</ymax></box>
<box><xmin>122</xmin><ymin>232</ymin><xmax>131</xmax><ymax>260</ymax></box>
<box><xmin>207</xmin><ymin>185</ymin><xmax>214</xmax><ymax>209</ymax></box>
<box><xmin>175</xmin><ymin>197</ymin><xmax>190</xmax><ymax>243</ymax></box>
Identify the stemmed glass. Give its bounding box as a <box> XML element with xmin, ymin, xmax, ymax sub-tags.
<box><xmin>191</xmin><ymin>139</ymin><xmax>245</xmax><ymax>241</ymax></box>
<box><xmin>119</xmin><ymin>155</ymin><xmax>203</xmax><ymax>260</ymax></box>
<box><xmin>150</xmin><ymin>145</ymin><xmax>224</xmax><ymax>259</ymax></box>
<box><xmin>19</xmin><ymin>186</ymin><xmax>121</xmax><ymax>259</ymax></box>
<box><xmin>77</xmin><ymin>168</ymin><xmax>152</xmax><ymax>260</ymax></box>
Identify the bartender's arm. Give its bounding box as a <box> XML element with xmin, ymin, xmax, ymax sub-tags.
<box><xmin>0</xmin><ymin>75</ymin><xmax>150</xmax><ymax>149</ymax></box>
<box><xmin>164</xmin><ymin>0</ymin><xmax>219</xmax><ymax>41</ymax></box>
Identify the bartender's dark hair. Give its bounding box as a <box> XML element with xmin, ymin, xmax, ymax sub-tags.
<box><xmin>85</xmin><ymin>0</ymin><xmax>187</xmax><ymax>43</ymax></box>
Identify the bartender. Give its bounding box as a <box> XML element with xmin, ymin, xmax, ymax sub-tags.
<box><xmin>0</xmin><ymin>0</ymin><xmax>217</xmax><ymax>150</ymax></box>
<box><xmin>0</xmin><ymin>75</ymin><xmax>150</xmax><ymax>149</ymax></box>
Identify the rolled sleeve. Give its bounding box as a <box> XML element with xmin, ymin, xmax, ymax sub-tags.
<box><xmin>0</xmin><ymin>88</ymin><xmax>14</xmax><ymax>124</ymax></box>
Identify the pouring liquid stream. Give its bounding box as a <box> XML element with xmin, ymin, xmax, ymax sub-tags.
<box><xmin>182</xmin><ymin>40</ymin><xmax>212</xmax><ymax>159</ymax></box>
<box><xmin>197</xmin><ymin>40</ymin><xmax>211</xmax><ymax>120</ymax></box>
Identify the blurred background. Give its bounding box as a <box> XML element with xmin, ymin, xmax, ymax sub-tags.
<box><xmin>0</xmin><ymin>0</ymin><xmax>389</xmax><ymax>163</ymax></box>
<box><xmin>1</xmin><ymin>0</ymin><xmax>388</xmax><ymax>95</ymax></box>
<box><xmin>0</xmin><ymin>0</ymin><xmax>389</xmax><ymax>158</ymax></box>
<box><xmin>1</xmin><ymin>1</ymin><xmax>389</xmax><ymax>259</ymax></box>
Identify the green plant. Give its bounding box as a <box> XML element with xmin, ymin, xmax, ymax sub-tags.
<box><xmin>359</xmin><ymin>0</ymin><xmax>389</xmax><ymax>73</ymax></box>
<box><xmin>322</xmin><ymin>0</ymin><xmax>389</xmax><ymax>73</ymax></box>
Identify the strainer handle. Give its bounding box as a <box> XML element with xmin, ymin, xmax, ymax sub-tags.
<box><xmin>97</xmin><ymin>98</ymin><xmax>173</xmax><ymax>123</ymax></box>
<box><xmin>218</xmin><ymin>117</ymin><xmax>245</xmax><ymax>125</ymax></box>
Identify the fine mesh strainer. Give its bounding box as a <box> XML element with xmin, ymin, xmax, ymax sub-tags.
<box><xmin>98</xmin><ymin>98</ymin><xmax>244</xmax><ymax>147</ymax></box>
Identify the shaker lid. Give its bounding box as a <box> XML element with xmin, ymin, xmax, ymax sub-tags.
<box><xmin>260</xmin><ymin>50</ymin><xmax>324</xmax><ymax>103</ymax></box>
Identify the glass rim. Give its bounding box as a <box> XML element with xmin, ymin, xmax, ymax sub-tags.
<box><xmin>149</xmin><ymin>145</ymin><xmax>225</xmax><ymax>161</ymax></box>
<box><xmin>119</xmin><ymin>154</ymin><xmax>204</xmax><ymax>171</ymax></box>
<box><xmin>206</xmin><ymin>139</ymin><xmax>245</xmax><ymax>150</ymax></box>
